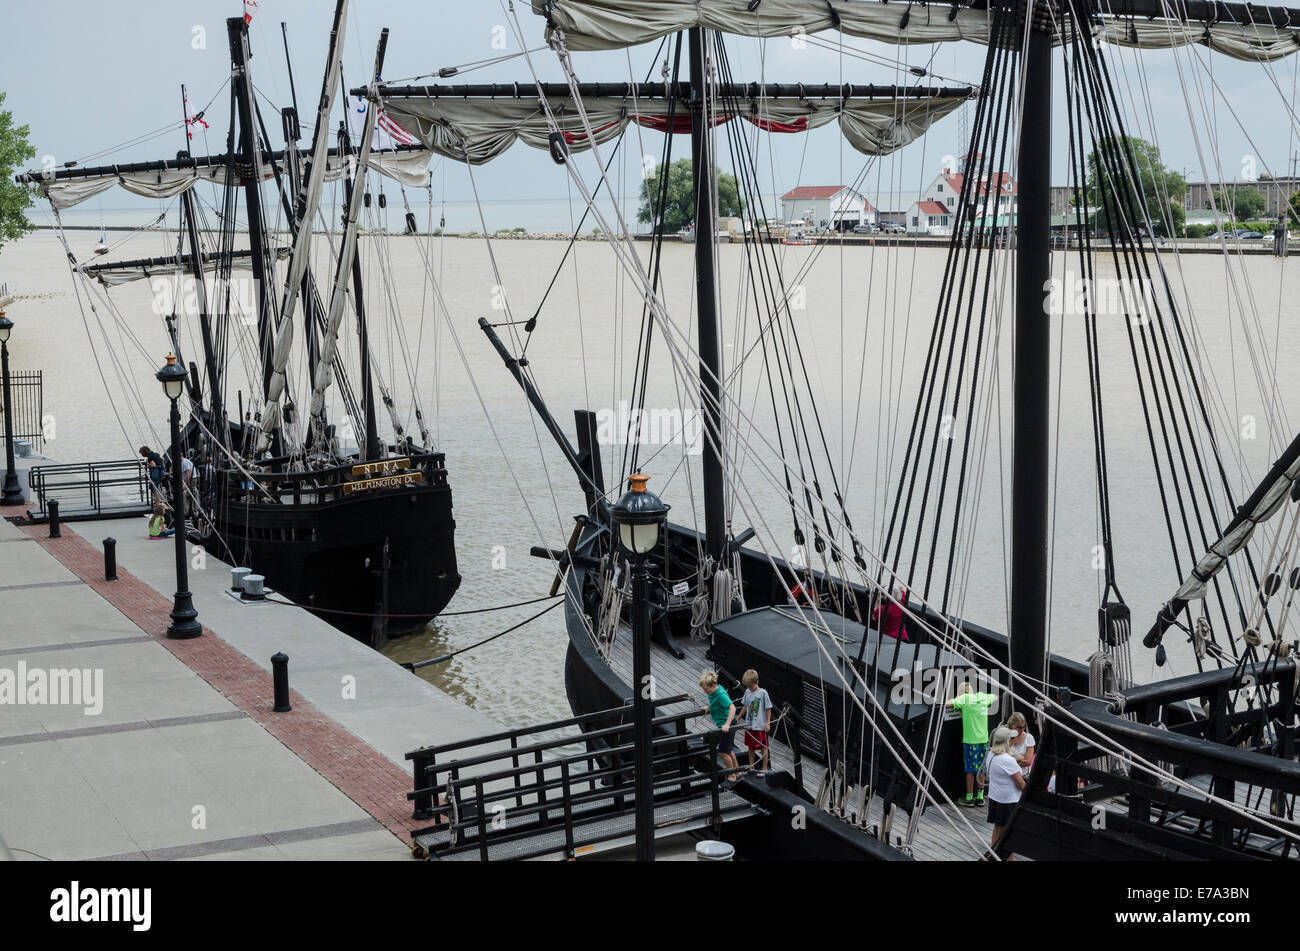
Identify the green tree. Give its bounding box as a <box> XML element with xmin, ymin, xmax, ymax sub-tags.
<box><xmin>1289</xmin><ymin>190</ymin><xmax>1300</xmax><ymax>221</ymax></box>
<box><xmin>1086</xmin><ymin>136</ymin><xmax>1186</xmax><ymax>235</ymax></box>
<box><xmin>1216</xmin><ymin>185</ymin><xmax>1266</xmax><ymax>222</ymax></box>
<box><xmin>0</xmin><ymin>93</ymin><xmax>36</xmax><ymax>251</ymax></box>
<box><xmin>637</xmin><ymin>158</ymin><xmax>744</xmax><ymax>233</ymax></box>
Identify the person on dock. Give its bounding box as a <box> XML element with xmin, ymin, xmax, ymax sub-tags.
<box><xmin>148</xmin><ymin>502</ymin><xmax>174</xmax><ymax>539</ymax></box>
<box><xmin>1006</xmin><ymin>711</ymin><xmax>1035</xmax><ymax>778</ymax></box>
<box><xmin>946</xmin><ymin>681</ymin><xmax>998</xmax><ymax>807</ymax></box>
<box><xmin>740</xmin><ymin>669</ymin><xmax>772</xmax><ymax>772</ymax></box>
<box><xmin>140</xmin><ymin>446</ymin><xmax>165</xmax><ymax>501</ymax></box>
<box><xmin>700</xmin><ymin>670</ymin><xmax>739</xmax><ymax>781</ymax></box>
<box><xmin>873</xmin><ymin>582</ymin><xmax>910</xmax><ymax>641</ymax></box>
<box><xmin>986</xmin><ymin>725</ymin><xmax>1027</xmax><ymax>859</ymax></box>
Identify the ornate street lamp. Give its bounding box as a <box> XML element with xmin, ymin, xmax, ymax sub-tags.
<box><xmin>0</xmin><ymin>313</ymin><xmax>24</xmax><ymax>506</ymax></box>
<box><xmin>157</xmin><ymin>354</ymin><xmax>201</xmax><ymax>639</ymax></box>
<box><xmin>610</xmin><ymin>472</ymin><xmax>669</xmax><ymax>862</ymax></box>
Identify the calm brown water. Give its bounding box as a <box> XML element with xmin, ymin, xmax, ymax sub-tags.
<box><xmin>3</xmin><ymin>229</ymin><xmax>1297</xmax><ymax>722</ymax></box>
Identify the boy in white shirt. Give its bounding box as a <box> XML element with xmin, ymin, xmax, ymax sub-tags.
<box><xmin>740</xmin><ymin>669</ymin><xmax>773</xmax><ymax>771</ymax></box>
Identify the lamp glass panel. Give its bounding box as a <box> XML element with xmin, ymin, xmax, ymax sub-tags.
<box><xmin>164</xmin><ymin>378</ymin><xmax>185</xmax><ymax>400</ymax></box>
<box><xmin>630</xmin><ymin>521</ymin><xmax>659</xmax><ymax>555</ymax></box>
<box><xmin>0</xmin><ymin>327</ymin><xmax>9</xmax><ymax>343</ymax></box>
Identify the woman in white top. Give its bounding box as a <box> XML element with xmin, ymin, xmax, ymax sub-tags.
<box><xmin>986</xmin><ymin>726</ymin><xmax>1027</xmax><ymax>859</ymax></box>
<box><xmin>1006</xmin><ymin>712</ymin><xmax>1035</xmax><ymax>778</ymax></box>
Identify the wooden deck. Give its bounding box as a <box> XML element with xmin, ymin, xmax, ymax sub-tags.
<box><xmin>602</xmin><ymin>623</ymin><xmax>996</xmax><ymax>861</ymax></box>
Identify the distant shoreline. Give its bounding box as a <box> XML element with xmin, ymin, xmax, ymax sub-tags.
<box><xmin>28</xmin><ymin>224</ymin><xmax>1294</xmax><ymax>254</ymax></box>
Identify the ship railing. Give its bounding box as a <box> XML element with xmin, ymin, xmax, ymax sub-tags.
<box><xmin>405</xmin><ymin>697</ymin><xmax>744</xmax><ymax>861</ymax></box>
<box><xmin>1032</xmin><ymin>660</ymin><xmax>1300</xmax><ymax>858</ymax></box>
<box><xmin>26</xmin><ymin>459</ymin><xmax>153</xmax><ymax>523</ymax></box>
<box><xmin>213</xmin><ymin>451</ymin><xmax>448</xmax><ymax>506</ymax></box>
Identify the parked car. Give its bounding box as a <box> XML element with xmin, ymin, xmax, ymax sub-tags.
<box><xmin>852</xmin><ymin>224</ymin><xmax>876</xmax><ymax>234</ymax></box>
<box><xmin>1239</xmin><ymin>229</ymin><xmax>1265</xmax><ymax>240</ymax></box>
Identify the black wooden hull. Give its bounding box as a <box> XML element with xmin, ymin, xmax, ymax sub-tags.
<box><xmin>197</xmin><ymin>452</ymin><xmax>460</xmax><ymax>644</ymax></box>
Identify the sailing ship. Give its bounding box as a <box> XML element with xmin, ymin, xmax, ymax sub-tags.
<box><xmin>361</xmin><ymin>0</ymin><xmax>1300</xmax><ymax>859</ymax></box>
<box><xmin>16</xmin><ymin>2</ymin><xmax>460</xmax><ymax>646</ymax></box>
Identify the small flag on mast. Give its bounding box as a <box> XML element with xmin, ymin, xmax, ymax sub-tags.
<box><xmin>375</xmin><ymin>108</ymin><xmax>416</xmax><ymax>146</ymax></box>
<box><xmin>243</xmin><ymin>0</ymin><xmax>258</xmax><ymax>25</ymax></box>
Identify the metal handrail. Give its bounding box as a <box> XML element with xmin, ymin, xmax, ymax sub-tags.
<box><xmin>424</xmin><ymin>731</ymin><xmax>730</xmax><ymax>860</ymax></box>
<box><xmin>416</xmin><ymin>705</ymin><xmax>709</xmax><ymax>786</ymax></box>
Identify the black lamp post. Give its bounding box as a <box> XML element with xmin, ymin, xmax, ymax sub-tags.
<box><xmin>0</xmin><ymin>313</ymin><xmax>24</xmax><ymax>507</ymax></box>
<box><xmin>157</xmin><ymin>354</ymin><xmax>201</xmax><ymax>639</ymax></box>
<box><xmin>610</xmin><ymin>472</ymin><xmax>669</xmax><ymax>862</ymax></box>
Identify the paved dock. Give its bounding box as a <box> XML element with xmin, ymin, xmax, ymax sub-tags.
<box><xmin>0</xmin><ymin>512</ymin><xmax>500</xmax><ymax>861</ymax></box>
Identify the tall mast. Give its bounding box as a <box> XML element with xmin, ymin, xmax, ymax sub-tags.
<box><xmin>337</xmin><ymin>121</ymin><xmax>382</xmax><ymax>461</ymax></box>
<box><xmin>226</xmin><ymin>17</ymin><xmax>276</xmax><ymax>408</ymax></box>
<box><xmin>1009</xmin><ymin>0</ymin><xmax>1053</xmax><ymax>695</ymax></box>
<box><xmin>179</xmin><ymin>86</ymin><xmax>224</xmax><ymax>448</ymax></box>
<box><xmin>307</xmin><ymin>29</ymin><xmax>384</xmax><ymax>446</ymax></box>
<box><xmin>688</xmin><ymin>27</ymin><xmax>727</xmax><ymax>565</ymax></box>
<box><xmin>258</xmin><ymin>0</ymin><xmax>350</xmax><ymax>454</ymax></box>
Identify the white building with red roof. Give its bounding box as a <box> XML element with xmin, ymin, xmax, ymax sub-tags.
<box><xmin>907</xmin><ymin>199</ymin><xmax>954</xmax><ymax>234</ymax></box>
<box><xmin>779</xmin><ymin>185</ymin><xmax>875</xmax><ymax>230</ymax></box>
<box><xmin>912</xmin><ymin>152</ymin><xmax>1019</xmax><ymax>231</ymax></box>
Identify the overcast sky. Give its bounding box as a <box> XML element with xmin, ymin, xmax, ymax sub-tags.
<box><xmin>4</xmin><ymin>1</ymin><xmax>1298</xmax><ymax>225</ymax></box>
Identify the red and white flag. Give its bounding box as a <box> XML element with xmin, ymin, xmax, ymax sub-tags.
<box><xmin>376</xmin><ymin>108</ymin><xmax>417</xmax><ymax>146</ymax></box>
<box><xmin>243</xmin><ymin>0</ymin><xmax>258</xmax><ymax>25</ymax></box>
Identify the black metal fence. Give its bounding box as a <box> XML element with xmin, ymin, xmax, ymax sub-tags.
<box><xmin>0</xmin><ymin>369</ymin><xmax>43</xmax><ymax>452</ymax></box>
<box><xmin>27</xmin><ymin>460</ymin><xmax>153</xmax><ymax>523</ymax></box>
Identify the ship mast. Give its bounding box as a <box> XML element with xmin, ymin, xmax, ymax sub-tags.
<box><xmin>227</xmin><ymin>16</ymin><xmax>277</xmax><ymax>424</ymax></box>
<box><xmin>688</xmin><ymin>27</ymin><xmax>728</xmax><ymax>567</ymax></box>
<box><xmin>1009</xmin><ymin>0</ymin><xmax>1053</xmax><ymax>696</ymax></box>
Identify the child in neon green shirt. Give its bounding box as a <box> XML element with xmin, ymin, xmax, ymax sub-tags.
<box><xmin>947</xmin><ymin>682</ymin><xmax>998</xmax><ymax>806</ymax></box>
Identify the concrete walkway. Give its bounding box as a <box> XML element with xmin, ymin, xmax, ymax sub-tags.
<box><xmin>0</xmin><ymin>513</ymin><xmax>499</xmax><ymax>861</ymax></box>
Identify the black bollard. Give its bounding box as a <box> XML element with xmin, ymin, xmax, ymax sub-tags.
<box><xmin>103</xmin><ymin>537</ymin><xmax>117</xmax><ymax>581</ymax></box>
<box><xmin>271</xmin><ymin>652</ymin><xmax>292</xmax><ymax>712</ymax></box>
<box><xmin>47</xmin><ymin>499</ymin><xmax>61</xmax><ymax>538</ymax></box>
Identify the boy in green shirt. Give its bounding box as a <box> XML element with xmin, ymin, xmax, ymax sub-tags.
<box><xmin>700</xmin><ymin>670</ymin><xmax>739</xmax><ymax>781</ymax></box>
<box><xmin>946</xmin><ymin>682</ymin><xmax>998</xmax><ymax>806</ymax></box>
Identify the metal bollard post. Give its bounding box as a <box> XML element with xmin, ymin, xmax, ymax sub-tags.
<box><xmin>271</xmin><ymin>652</ymin><xmax>292</xmax><ymax>713</ymax></box>
<box><xmin>103</xmin><ymin>538</ymin><xmax>117</xmax><ymax>581</ymax></box>
<box><xmin>48</xmin><ymin>499</ymin><xmax>61</xmax><ymax>538</ymax></box>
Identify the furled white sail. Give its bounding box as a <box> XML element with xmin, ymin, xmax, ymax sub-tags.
<box><xmin>26</xmin><ymin>150</ymin><xmax>434</xmax><ymax>211</ymax></box>
<box><xmin>263</xmin><ymin>0</ymin><xmax>351</xmax><ymax>446</ymax></box>
<box><xmin>531</xmin><ymin>0</ymin><xmax>1300</xmax><ymax>62</ymax></box>
<box><xmin>1145</xmin><ymin>429</ymin><xmax>1300</xmax><ymax>647</ymax></box>
<box><xmin>306</xmin><ymin>92</ymin><xmax>382</xmax><ymax>442</ymax></box>
<box><xmin>81</xmin><ymin>248</ymin><xmax>290</xmax><ymax>287</ymax></box>
<box><xmin>381</xmin><ymin>93</ymin><xmax>969</xmax><ymax>164</ymax></box>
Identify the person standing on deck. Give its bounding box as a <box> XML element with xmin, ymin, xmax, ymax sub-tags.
<box><xmin>986</xmin><ymin>726</ymin><xmax>1027</xmax><ymax>859</ymax></box>
<box><xmin>1006</xmin><ymin>712</ymin><xmax>1035</xmax><ymax>778</ymax></box>
<box><xmin>946</xmin><ymin>681</ymin><xmax>998</xmax><ymax>807</ymax></box>
<box><xmin>700</xmin><ymin>670</ymin><xmax>739</xmax><ymax>782</ymax></box>
<box><xmin>740</xmin><ymin>669</ymin><xmax>772</xmax><ymax>772</ymax></box>
<box><xmin>140</xmin><ymin>446</ymin><xmax>165</xmax><ymax>502</ymax></box>
<box><xmin>873</xmin><ymin>583</ymin><xmax>910</xmax><ymax>641</ymax></box>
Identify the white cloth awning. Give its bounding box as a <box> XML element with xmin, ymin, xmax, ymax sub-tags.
<box><xmin>532</xmin><ymin>0</ymin><xmax>1300</xmax><ymax>62</ymax></box>
<box><xmin>34</xmin><ymin>150</ymin><xmax>434</xmax><ymax>210</ymax></box>
<box><xmin>382</xmin><ymin>93</ymin><xmax>969</xmax><ymax>164</ymax></box>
